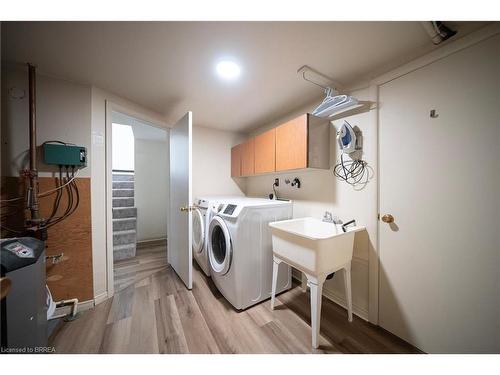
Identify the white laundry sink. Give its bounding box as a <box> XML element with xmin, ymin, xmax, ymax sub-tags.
<box><xmin>269</xmin><ymin>216</ymin><xmax>365</xmax><ymax>349</ymax></box>
<box><xmin>269</xmin><ymin>217</ymin><xmax>365</xmax><ymax>276</ymax></box>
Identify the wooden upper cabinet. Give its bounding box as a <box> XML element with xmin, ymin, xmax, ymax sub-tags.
<box><xmin>230</xmin><ymin>144</ymin><xmax>242</xmax><ymax>177</ymax></box>
<box><xmin>230</xmin><ymin>113</ymin><xmax>329</xmax><ymax>177</ymax></box>
<box><xmin>240</xmin><ymin>138</ymin><xmax>255</xmax><ymax>176</ymax></box>
<box><xmin>275</xmin><ymin>114</ymin><xmax>308</xmax><ymax>171</ymax></box>
<box><xmin>254</xmin><ymin>128</ymin><xmax>276</xmax><ymax>174</ymax></box>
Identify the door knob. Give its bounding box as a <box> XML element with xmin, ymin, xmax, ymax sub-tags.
<box><xmin>180</xmin><ymin>206</ymin><xmax>190</xmax><ymax>212</ymax></box>
<box><xmin>381</xmin><ymin>214</ymin><xmax>394</xmax><ymax>223</ymax></box>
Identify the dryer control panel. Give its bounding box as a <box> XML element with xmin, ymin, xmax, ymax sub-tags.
<box><xmin>218</xmin><ymin>203</ymin><xmax>242</xmax><ymax>218</ymax></box>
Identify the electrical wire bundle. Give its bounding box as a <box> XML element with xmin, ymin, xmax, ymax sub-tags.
<box><xmin>44</xmin><ymin>166</ymin><xmax>80</xmax><ymax>229</ymax></box>
<box><xmin>333</xmin><ymin>153</ymin><xmax>370</xmax><ymax>187</ymax></box>
<box><xmin>1</xmin><ymin>166</ymin><xmax>80</xmax><ymax>234</ymax></box>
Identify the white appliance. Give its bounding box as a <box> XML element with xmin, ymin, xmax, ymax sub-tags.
<box><xmin>192</xmin><ymin>196</ymin><xmax>242</xmax><ymax>276</ymax></box>
<box><xmin>207</xmin><ymin>197</ymin><xmax>292</xmax><ymax>310</ymax></box>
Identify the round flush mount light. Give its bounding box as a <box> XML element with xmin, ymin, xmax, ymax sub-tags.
<box><xmin>215</xmin><ymin>60</ymin><xmax>241</xmax><ymax>80</ymax></box>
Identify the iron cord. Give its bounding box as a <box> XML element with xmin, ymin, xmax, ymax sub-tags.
<box><xmin>333</xmin><ymin>153</ymin><xmax>369</xmax><ymax>187</ymax></box>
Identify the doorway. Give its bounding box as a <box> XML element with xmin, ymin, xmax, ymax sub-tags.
<box><xmin>106</xmin><ymin>108</ymin><xmax>170</xmax><ymax>295</ymax></box>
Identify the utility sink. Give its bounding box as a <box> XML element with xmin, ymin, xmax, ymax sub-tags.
<box><xmin>268</xmin><ymin>216</ymin><xmax>365</xmax><ymax>349</ymax></box>
<box><xmin>268</xmin><ymin>217</ymin><xmax>365</xmax><ymax>277</ymax></box>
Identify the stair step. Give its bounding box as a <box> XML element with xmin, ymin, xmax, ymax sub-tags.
<box><xmin>113</xmin><ymin>197</ymin><xmax>135</xmax><ymax>208</ymax></box>
<box><xmin>113</xmin><ymin>207</ymin><xmax>137</xmax><ymax>219</ymax></box>
<box><xmin>113</xmin><ymin>243</ymin><xmax>136</xmax><ymax>261</ymax></box>
<box><xmin>113</xmin><ymin>181</ymin><xmax>134</xmax><ymax>189</ymax></box>
<box><xmin>112</xmin><ymin>173</ymin><xmax>134</xmax><ymax>182</ymax></box>
<box><xmin>113</xmin><ymin>217</ymin><xmax>137</xmax><ymax>231</ymax></box>
<box><xmin>113</xmin><ymin>229</ymin><xmax>137</xmax><ymax>246</ymax></box>
<box><xmin>112</xmin><ymin>188</ymin><xmax>134</xmax><ymax>197</ymax></box>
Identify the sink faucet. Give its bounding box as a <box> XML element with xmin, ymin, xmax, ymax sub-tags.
<box><xmin>322</xmin><ymin>211</ymin><xmax>343</xmax><ymax>224</ymax></box>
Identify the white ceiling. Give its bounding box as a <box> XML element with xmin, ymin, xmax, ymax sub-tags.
<box><xmin>2</xmin><ymin>21</ymin><xmax>488</xmax><ymax>132</ymax></box>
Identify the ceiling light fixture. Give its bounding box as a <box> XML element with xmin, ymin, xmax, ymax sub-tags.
<box><xmin>216</xmin><ymin>60</ymin><xmax>241</xmax><ymax>80</ymax></box>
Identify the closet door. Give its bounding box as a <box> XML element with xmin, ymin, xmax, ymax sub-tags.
<box><xmin>378</xmin><ymin>35</ymin><xmax>500</xmax><ymax>353</ymax></box>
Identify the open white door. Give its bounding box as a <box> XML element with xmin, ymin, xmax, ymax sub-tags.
<box><xmin>168</xmin><ymin>112</ymin><xmax>193</xmax><ymax>289</ymax></box>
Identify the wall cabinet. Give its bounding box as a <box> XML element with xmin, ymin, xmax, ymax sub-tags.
<box><xmin>230</xmin><ymin>113</ymin><xmax>329</xmax><ymax>177</ymax></box>
<box><xmin>254</xmin><ymin>128</ymin><xmax>276</xmax><ymax>174</ymax></box>
<box><xmin>240</xmin><ymin>138</ymin><xmax>255</xmax><ymax>176</ymax></box>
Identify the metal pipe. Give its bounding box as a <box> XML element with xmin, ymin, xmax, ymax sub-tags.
<box><xmin>28</xmin><ymin>63</ymin><xmax>40</xmax><ymax>221</ymax></box>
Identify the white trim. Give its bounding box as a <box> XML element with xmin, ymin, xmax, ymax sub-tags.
<box><xmin>368</xmin><ymin>83</ymin><xmax>380</xmax><ymax>325</ymax></box>
<box><xmin>52</xmin><ymin>299</ymin><xmax>95</xmax><ymax>318</ymax></box>
<box><xmin>322</xmin><ymin>287</ymin><xmax>368</xmax><ymax>321</ymax></box>
<box><xmin>371</xmin><ymin>23</ymin><xmax>500</xmax><ymax>87</ymax></box>
<box><xmin>93</xmin><ymin>291</ymin><xmax>108</xmax><ymax>305</ymax></box>
<box><xmin>291</xmin><ymin>272</ymin><xmax>369</xmax><ymax>321</ymax></box>
<box><xmin>105</xmin><ymin>100</ymin><xmax>167</xmax><ymax>299</ymax></box>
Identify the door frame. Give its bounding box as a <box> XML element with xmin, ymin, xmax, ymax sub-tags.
<box><xmin>370</xmin><ymin>24</ymin><xmax>500</xmax><ymax>325</ymax></box>
<box><xmin>105</xmin><ymin>100</ymin><xmax>169</xmax><ymax>298</ymax></box>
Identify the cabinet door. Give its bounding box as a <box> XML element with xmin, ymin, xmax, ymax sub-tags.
<box><xmin>231</xmin><ymin>144</ymin><xmax>241</xmax><ymax>177</ymax></box>
<box><xmin>275</xmin><ymin>114</ymin><xmax>308</xmax><ymax>171</ymax></box>
<box><xmin>254</xmin><ymin>128</ymin><xmax>276</xmax><ymax>174</ymax></box>
<box><xmin>241</xmin><ymin>138</ymin><xmax>255</xmax><ymax>176</ymax></box>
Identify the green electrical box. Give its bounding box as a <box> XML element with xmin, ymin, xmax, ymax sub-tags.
<box><xmin>43</xmin><ymin>143</ymin><xmax>87</xmax><ymax>167</ymax></box>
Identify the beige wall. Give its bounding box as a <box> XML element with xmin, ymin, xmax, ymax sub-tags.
<box><xmin>245</xmin><ymin>88</ymin><xmax>377</xmax><ymax>320</ymax></box>
<box><xmin>192</xmin><ymin>125</ymin><xmax>246</xmax><ymax>200</ymax></box>
<box><xmin>1</xmin><ymin>65</ymin><xmax>91</xmax><ymax>177</ymax></box>
<box><xmin>135</xmin><ymin>138</ymin><xmax>169</xmax><ymax>242</ymax></box>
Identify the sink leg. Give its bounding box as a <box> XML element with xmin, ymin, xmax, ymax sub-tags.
<box><xmin>307</xmin><ymin>275</ymin><xmax>326</xmax><ymax>349</ymax></box>
<box><xmin>344</xmin><ymin>261</ymin><xmax>353</xmax><ymax>322</ymax></box>
<box><xmin>270</xmin><ymin>257</ymin><xmax>281</xmax><ymax>310</ymax></box>
<box><xmin>301</xmin><ymin>273</ymin><xmax>308</xmax><ymax>292</ymax></box>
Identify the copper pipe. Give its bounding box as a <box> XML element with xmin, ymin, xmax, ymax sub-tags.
<box><xmin>28</xmin><ymin>63</ymin><xmax>40</xmax><ymax>221</ymax></box>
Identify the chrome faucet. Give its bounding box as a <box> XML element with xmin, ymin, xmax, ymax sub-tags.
<box><xmin>323</xmin><ymin>211</ymin><xmax>343</xmax><ymax>224</ymax></box>
<box><xmin>323</xmin><ymin>211</ymin><xmax>333</xmax><ymax>223</ymax></box>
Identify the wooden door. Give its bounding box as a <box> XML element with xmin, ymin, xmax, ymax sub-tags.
<box><xmin>275</xmin><ymin>114</ymin><xmax>307</xmax><ymax>171</ymax></box>
<box><xmin>230</xmin><ymin>144</ymin><xmax>242</xmax><ymax>177</ymax></box>
<box><xmin>241</xmin><ymin>138</ymin><xmax>255</xmax><ymax>176</ymax></box>
<box><xmin>379</xmin><ymin>35</ymin><xmax>500</xmax><ymax>353</ymax></box>
<box><xmin>254</xmin><ymin>128</ymin><xmax>276</xmax><ymax>174</ymax></box>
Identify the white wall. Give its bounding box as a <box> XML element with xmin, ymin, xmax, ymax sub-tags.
<box><xmin>192</xmin><ymin>125</ymin><xmax>246</xmax><ymax>199</ymax></box>
<box><xmin>1</xmin><ymin>65</ymin><xmax>91</xmax><ymax>177</ymax></box>
<box><xmin>90</xmin><ymin>86</ymin><xmax>167</xmax><ymax>302</ymax></box>
<box><xmin>135</xmin><ymin>138</ymin><xmax>169</xmax><ymax>242</ymax></box>
<box><xmin>245</xmin><ymin>88</ymin><xmax>377</xmax><ymax>320</ymax></box>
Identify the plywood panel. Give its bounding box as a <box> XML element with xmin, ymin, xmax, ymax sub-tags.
<box><xmin>230</xmin><ymin>144</ymin><xmax>241</xmax><ymax>177</ymax></box>
<box><xmin>254</xmin><ymin>128</ymin><xmax>276</xmax><ymax>174</ymax></box>
<box><xmin>241</xmin><ymin>138</ymin><xmax>255</xmax><ymax>177</ymax></box>
<box><xmin>1</xmin><ymin>176</ymin><xmax>93</xmax><ymax>302</ymax></box>
<box><xmin>275</xmin><ymin>114</ymin><xmax>308</xmax><ymax>171</ymax></box>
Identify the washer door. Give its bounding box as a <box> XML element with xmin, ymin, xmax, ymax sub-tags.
<box><xmin>192</xmin><ymin>208</ymin><xmax>205</xmax><ymax>254</ymax></box>
<box><xmin>208</xmin><ymin>216</ymin><xmax>232</xmax><ymax>275</ymax></box>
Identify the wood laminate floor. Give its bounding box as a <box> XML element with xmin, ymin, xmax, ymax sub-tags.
<box><xmin>49</xmin><ymin>244</ymin><xmax>420</xmax><ymax>354</ymax></box>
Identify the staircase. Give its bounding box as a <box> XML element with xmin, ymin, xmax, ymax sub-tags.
<box><xmin>112</xmin><ymin>171</ymin><xmax>137</xmax><ymax>261</ymax></box>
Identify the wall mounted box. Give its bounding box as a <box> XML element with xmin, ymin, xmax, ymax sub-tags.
<box><xmin>43</xmin><ymin>143</ymin><xmax>87</xmax><ymax>167</ymax></box>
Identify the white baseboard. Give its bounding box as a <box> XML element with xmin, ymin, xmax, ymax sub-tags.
<box><xmin>94</xmin><ymin>292</ymin><xmax>108</xmax><ymax>305</ymax></box>
<box><xmin>291</xmin><ymin>273</ymin><xmax>369</xmax><ymax>322</ymax></box>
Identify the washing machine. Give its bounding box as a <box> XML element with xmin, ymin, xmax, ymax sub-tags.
<box><xmin>191</xmin><ymin>196</ymin><xmax>242</xmax><ymax>276</ymax></box>
<box><xmin>208</xmin><ymin>197</ymin><xmax>292</xmax><ymax>310</ymax></box>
